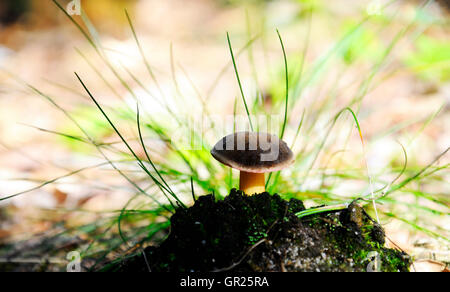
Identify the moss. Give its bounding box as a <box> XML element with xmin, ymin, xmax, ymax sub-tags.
<box><xmin>112</xmin><ymin>189</ymin><xmax>410</xmax><ymax>272</ymax></box>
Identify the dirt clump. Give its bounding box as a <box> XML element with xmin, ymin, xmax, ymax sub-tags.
<box><xmin>112</xmin><ymin>189</ymin><xmax>411</xmax><ymax>272</ymax></box>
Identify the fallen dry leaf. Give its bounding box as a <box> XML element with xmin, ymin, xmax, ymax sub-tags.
<box><xmin>52</xmin><ymin>189</ymin><xmax>68</xmax><ymax>206</ymax></box>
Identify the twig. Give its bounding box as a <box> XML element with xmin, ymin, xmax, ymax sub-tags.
<box><xmin>212</xmin><ymin>239</ymin><xmax>266</xmax><ymax>272</ymax></box>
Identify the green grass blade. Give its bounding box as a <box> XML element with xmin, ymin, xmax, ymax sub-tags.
<box><xmin>125</xmin><ymin>9</ymin><xmax>165</xmax><ymax>99</ymax></box>
<box><xmin>277</xmin><ymin>29</ymin><xmax>289</xmax><ymax>140</ymax></box>
<box><xmin>227</xmin><ymin>32</ymin><xmax>254</xmax><ymax>131</ymax></box>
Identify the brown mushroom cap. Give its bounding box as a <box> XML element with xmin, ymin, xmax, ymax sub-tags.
<box><xmin>211</xmin><ymin>131</ymin><xmax>294</xmax><ymax>173</ymax></box>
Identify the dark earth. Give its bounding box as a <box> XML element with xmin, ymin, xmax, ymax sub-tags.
<box><xmin>110</xmin><ymin>189</ymin><xmax>411</xmax><ymax>272</ymax></box>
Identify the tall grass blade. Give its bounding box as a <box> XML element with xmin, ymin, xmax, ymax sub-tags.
<box><xmin>227</xmin><ymin>32</ymin><xmax>254</xmax><ymax>131</ymax></box>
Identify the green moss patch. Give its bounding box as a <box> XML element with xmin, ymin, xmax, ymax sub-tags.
<box><xmin>112</xmin><ymin>189</ymin><xmax>410</xmax><ymax>272</ymax></box>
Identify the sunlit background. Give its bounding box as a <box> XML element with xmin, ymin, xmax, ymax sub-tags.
<box><xmin>0</xmin><ymin>0</ymin><xmax>448</xmax><ymax>271</ymax></box>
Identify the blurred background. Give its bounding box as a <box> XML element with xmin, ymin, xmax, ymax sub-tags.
<box><xmin>0</xmin><ymin>0</ymin><xmax>448</xmax><ymax>271</ymax></box>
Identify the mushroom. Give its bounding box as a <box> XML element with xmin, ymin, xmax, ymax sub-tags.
<box><xmin>211</xmin><ymin>131</ymin><xmax>294</xmax><ymax>195</ymax></box>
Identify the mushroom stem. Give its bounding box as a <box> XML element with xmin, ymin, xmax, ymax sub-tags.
<box><xmin>239</xmin><ymin>172</ymin><xmax>265</xmax><ymax>196</ymax></box>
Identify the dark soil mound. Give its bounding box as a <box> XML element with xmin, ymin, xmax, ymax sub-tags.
<box><xmin>112</xmin><ymin>189</ymin><xmax>410</xmax><ymax>272</ymax></box>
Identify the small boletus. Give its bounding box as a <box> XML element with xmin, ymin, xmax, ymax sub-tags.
<box><xmin>211</xmin><ymin>131</ymin><xmax>294</xmax><ymax>195</ymax></box>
